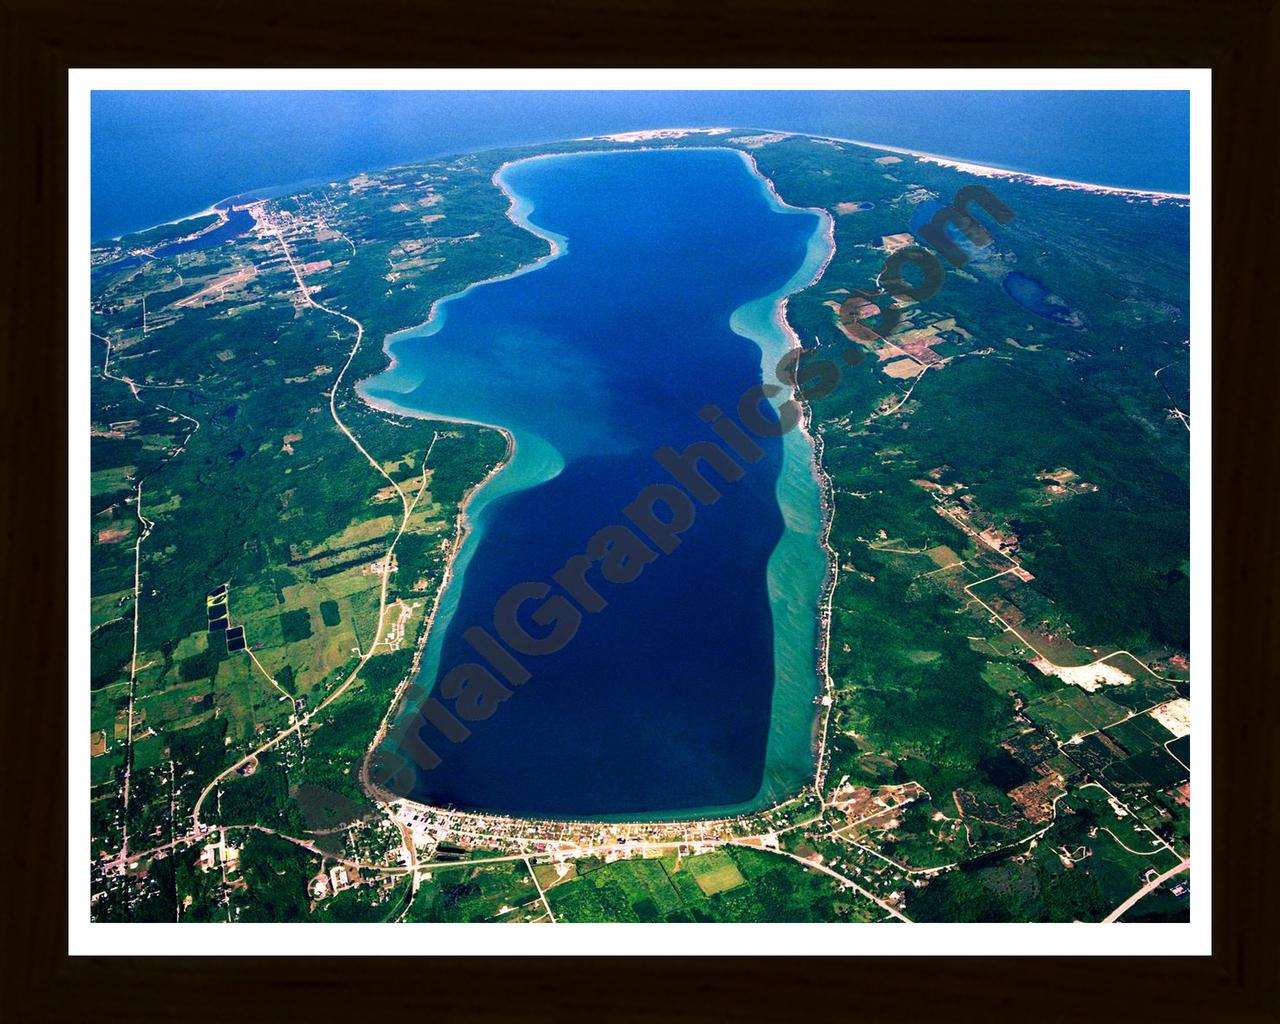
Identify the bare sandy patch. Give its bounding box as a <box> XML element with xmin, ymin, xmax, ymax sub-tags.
<box><xmin>596</xmin><ymin>127</ymin><xmax>731</xmax><ymax>143</ymax></box>
<box><xmin>728</xmin><ymin>132</ymin><xmax>788</xmax><ymax>148</ymax></box>
<box><xmin>1029</xmin><ymin>657</ymin><xmax>1134</xmax><ymax>692</ymax></box>
<box><xmin>1150</xmin><ymin>698</ymin><xmax>1191</xmax><ymax>738</ymax></box>
<box><xmin>883</xmin><ymin>358</ymin><xmax>925</xmax><ymax>379</ymax></box>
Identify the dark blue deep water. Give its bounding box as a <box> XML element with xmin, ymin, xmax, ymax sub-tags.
<box><xmin>363</xmin><ymin>150</ymin><xmax>819</xmax><ymax>816</ymax></box>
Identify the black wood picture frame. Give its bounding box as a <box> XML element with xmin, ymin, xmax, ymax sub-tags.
<box><xmin>2</xmin><ymin>0</ymin><xmax>1275</xmax><ymax>1018</ymax></box>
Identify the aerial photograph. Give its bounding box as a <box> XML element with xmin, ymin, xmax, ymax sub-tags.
<box><xmin>84</xmin><ymin>84</ymin><xmax>1196</xmax><ymax>930</ymax></box>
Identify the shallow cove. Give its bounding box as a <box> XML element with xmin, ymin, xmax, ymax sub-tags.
<box><xmin>362</xmin><ymin>148</ymin><xmax>830</xmax><ymax>819</ymax></box>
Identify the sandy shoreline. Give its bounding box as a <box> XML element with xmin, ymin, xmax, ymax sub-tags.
<box><xmin>782</xmin><ymin>130</ymin><xmax>1191</xmax><ymax>204</ymax></box>
<box><xmin>583</xmin><ymin>125</ymin><xmax>1189</xmax><ymax>203</ymax></box>
<box><xmin>365</xmin><ymin>161</ymin><xmax>566</xmax><ymax>386</ymax></box>
<box><xmin>362</xmin><ymin>413</ymin><xmax>517</xmax><ymax>778</ymax></box>
<box><xmin>732</xmin><ymin>147</ymin><xmax>842</xmax><ymax>797</ymax></box>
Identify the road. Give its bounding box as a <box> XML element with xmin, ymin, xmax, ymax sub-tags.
<box><xmin>189</xmin><ymin>216</ymin><xmax>431</xmax><ymax>869</ymax></box>
<box><xmin>1103</xmin><ymin>857</ymin><xmax>1190</xmax><ymax>922</ymax></box>
<box><xmin>525</xmin><ymin>856</ymin><xmax>557</xmax><ymax>923</ymax></box>
<box><xmin>119</xmin><ymin>481</ymin><xmax>151</xmax><ymax>857</ymax></box>
<box><xmin>760</xmin><ymin>846</ymin><xmax>912</xmax><ymax>923</ymax></box>
<box><xmin>246</xmin><ymin>646</ymin><xmax>293</xmax><ymax>702</ymax></box>
<box><xmin>873</xmin><ymin>362</ymin><xmax>932</xmax><ymax>418</ymax></box>
<box><xmin>95</xmin><ymin>332</ymin><xmax>202</xmax><ymax>862</ymax></box>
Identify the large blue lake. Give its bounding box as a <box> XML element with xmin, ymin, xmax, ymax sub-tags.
<box><xmin>92</xmin><ymin>92</ymin><xmax>1191</xmax><ymax>240</ymax></box>
<box><xmin>362</xmin><ymin>149</ymin><xmax>831</xmax><ymax>818</ymax></box>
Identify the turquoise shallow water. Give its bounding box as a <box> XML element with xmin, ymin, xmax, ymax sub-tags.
<box><xmin>362</xmin><ymin>148</ymin><xmax>831</xmax><ymax>819</ymax></box>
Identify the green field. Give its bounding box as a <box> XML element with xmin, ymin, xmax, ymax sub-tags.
<box><xmin>545</xmin><ymin>848</ymin><xmax>881</xmax><ymax>923</ymax></box>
